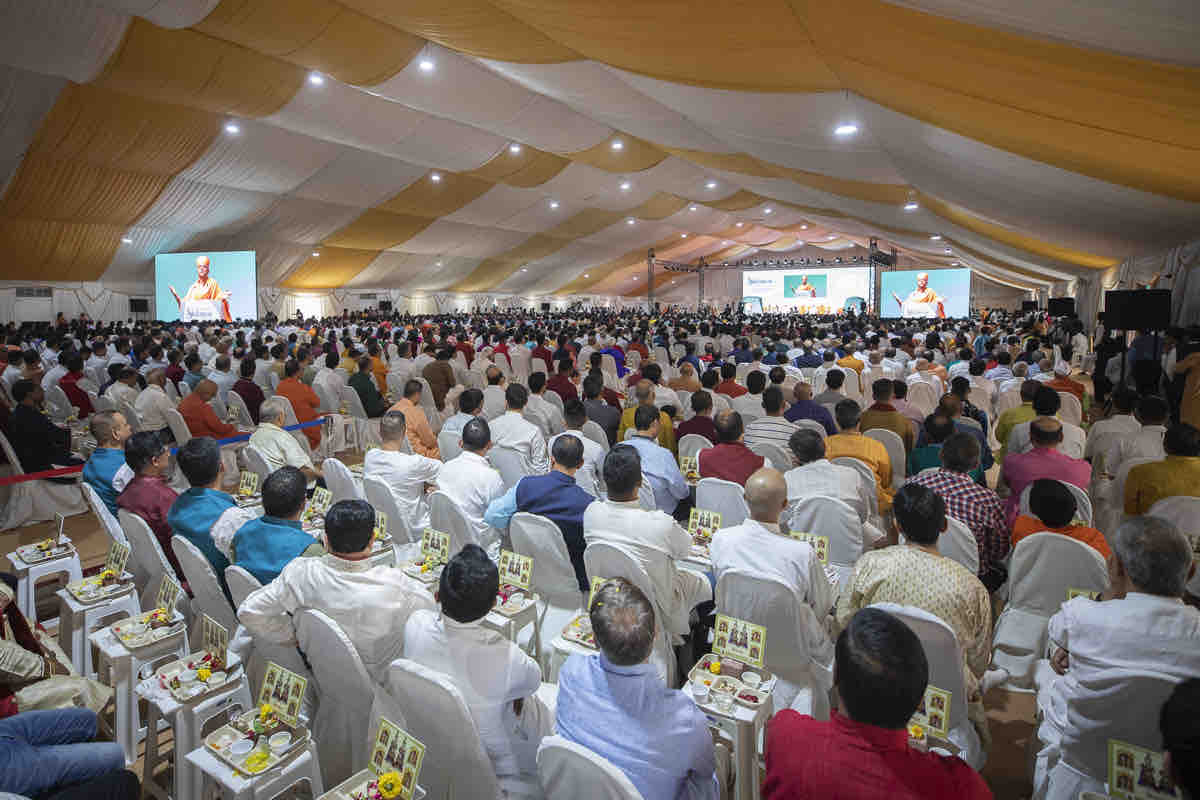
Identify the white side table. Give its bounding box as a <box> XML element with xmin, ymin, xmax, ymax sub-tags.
<box><xmin>185</xmin><ymin>738</ymin><xmax>324</xmax><ymax>800</ymax></box>
<box><xmin>6</xmin><ymin>543</ymin><xmax>83</xmax><ymax>622</ymax></box>
<box><xmin>56</xmin><ymin>580</ymin><xmax>140</xmax><ymax>677</ymax></box>
<box><xmin>683</xmin><ymin>682</ymin><xmax>773</xmax><ymax>800</ymax></box>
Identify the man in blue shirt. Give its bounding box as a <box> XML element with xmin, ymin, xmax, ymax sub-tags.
<box><xmin>484</xmin><ymin>434</ymin><xmax>594</xmax><ymax>590</ymax></box>
<box><xmin>166</xmin><ymin>437</ymin><xmax>235</xmax><ymax>596</ymax></box>
<box><xmin>440</xmin><ymin>387</ymin><xmax>483</xmax><ymax>438</ymax></box>
<box><xmin>232</xmin><ymin>466</ymin><xmax>324</xmax><ymax>584</ymax></box>
<box><xmin>556</xmin><ymin>577</ymin><xmax>719</xmax><ymax>799</ymax></box>
<box><xmin>624</xmin><ymin>405</ymin><xmax>690</xmax><ymax>517</ymax></box>
<box><xmin>783</xmin><ymin>382</ymin><xmax>838</xmax><ymax>436</ymax></box>
<box><xmin>82</xmin><ymin>409</ymin><xmax>133</xmax><ymax>516</ymax></box>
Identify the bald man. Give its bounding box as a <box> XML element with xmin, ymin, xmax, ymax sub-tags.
<box><xmin>709</xmin><ymin>467</ymin><xmax>835</xmax><ymax>710</ymax></box>
<box><xmin>1001</xmin><ymin>417</ymin><xmax>1091</xmax><ymax>526</ymax></box>
<box><xmin>170</xmin><ymin>255</ymin><xmax>233</xmax><ymax>322</ymax></box>
<box><xmin>668</xmin><ymin>362</ymin><xmax>701</xmax><ymax>393</ymax></box>
<box><xmin>178</xmin><ymin>379</ymin><xmax>237</xmax><ymax>439</ymax></box>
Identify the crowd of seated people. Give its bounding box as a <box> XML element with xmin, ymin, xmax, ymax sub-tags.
<box><xmin>0</xmin><ymin>306</ymin><xmax>1198</xmax><ymax>799</ymax></box>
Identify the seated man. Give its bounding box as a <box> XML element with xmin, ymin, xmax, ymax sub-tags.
<box><xmin>178</xmin><ymin>379</ymin><xmax>237</xmax><ymax>440</ymax></box>
<box><xmin>743</xmin><ymin>387</ymin><xmax>798</xmax><ymax>450</ymax></box>
<box><xmin>1034</xmin><ymin>517</ymin><xmax>1200</xmax><ymax>797</ymax></box>
<box><xmin>404</xmin><ymin>544</ymin><xmax>554</xmax><ymax>785</ymax></box>
<box><xmin>525</xmin><ymin>371</ymin><xmax>565</xmax><ymax>439</ymax></box>
<box><xmin>1124</xmin><ymin>422</ymin><xmax>1200</xmax><ymax>515</ymax></box>
<box><xmin>1011</xmin><ymin>478</ymin><xmax>1110</xmax><ymax>559</ymax></box>
<box><xmin>711</xmin><ymin>467</ymin><xmax>834</xmax><ymax>710</ymax></box>
<box><xmin>116</xmin><ymin>431</ymin><xmax>181</xmax><ymax>577</ymax></box>
<box><xmin>556</xmin><ymin>578</ymin><xmax>720</xmax><ymax>799</ymax></box>
<box><xmin>783</xmin><ymin>382</ymin><xmax>837</xmax><ymax>436</ymax></box>
<box><xmin>698</xmin><ymin>410</ymin><xmax>764</xmax><ymax>486</ymax></box>
<box><xmin>1101</xmin><ymin>394</ymin><xmax>1168</xmax><ymax>477</ymax></box>
<box><xmin>389</xmin><ymin>379</ymin><xmax>440</xmax><ymax>459</ymax></box>
<box><xmin>275</xmin><ymin>359</ymin><xmax>324</xmax><ymax>453</ymax></box>
<box><xmin>676</xmin><ymin>389</ymin><xmax>718</xmax><ymax>444</ymax></box>
<box><xmin>233</xmin><ymin>357</ymin><xmax>266</xmax><ymax>425</ymax></box>
<box><xmin>364</xmin><ymin>410</ymin><xmax>442</xmax><ymax>532</ymax></box>
<box><xmin>82</xmin><ymin>410</ymin><xmax>134</xmax><ymax>516</ymax></box>
<box><xmin>348</xmin><ymin>356</ymin><xmax>388</xmax><ymax>418</ymax></box>
<box><xmin>239</xmin><ymin>499</ymin><xmax>436</xmax><ymax>683</ymax></box>
<box><xmin>167</xmin><ymin>437</ymin><xmax>237</xmax><ymax>595</ymax></box>
<box><xmin>485</xmin><ymin>434</ymin><xmax>595</xmax><ymax>591</ymax></box>
<box><xmin>0</xmin><ymin>708</ymin><xmax>129</xmax><ymax>799</ymax></box>
<box><xmin>7</xmin><ymin>380</ymin><xmax>82</xmax><ymax>477</ymax></box>
<box><xmin>618</xmin><ymin>380</ymin><xmax>676</xmax><ymax>451</ymax></box>
<box><xmin>1002</xmin><ymin>418</ymin><xmax>1091</xmax><ymax>525</ymax></box>
<box><xmin>859</xmin><ymin>378</ymin><xmax>915</xmax><ymax>453</ymax></box>
<box><xmin>764</xmin><ymin>608</ymin><xmax>990</xmax><ymax>799</ymax></box>
<box><xmin>783</xmin><ymin>429</ymin><xmax>884</xmax><ymax>548</ymax></box>
<box><xmin>135</xmin><ymin>368</ymin><xmax>175</xmax><ymax>441</ymax></box>
<box><xmin>489</xmin><ymin>383</ymin><xmax>550</xmax><ymax>477</ymax></box>
<box><xmin>907</xmin><ymin>413</ymin><xmax>985</xmax><ymax>482</ymax></box>
<box><xmin>583</xmin><ymin>446</ymin><xmax>712</xmax><ymax>643</ymax></box>
<box><xmin>248</xmin><ymin>397</ymin><xmax>323</xmax><ymax>483</ymax></box>
<box><xmin>440</xmin><ymin>387</ymin><xmax>483</xmax><ymax>438</ymax></box>
<box><xmin>825</xmin><ymin>399</ymin><xmax>894</xmax><ymax>512</ymax></box>
<box><xmin>437</xmin><ymin>418</ymin><xmax>507</xmax><ymax>550</ymax></box>
<box><xmin>550</xmin><ymin>400</ymin><xmax>605</xmax><ymax>497</ymax></box>
<box><xmin>231</xmin><ymin>466</ymin><xmax>324</xmax><ymax>584</ymax></box>
<box><xmin>625</xmin><ymin>405</ymin><xmax>691</xmax><ymax>516</ymax></box>
<box><xmin>836</xmin><ymin>483</ymin><xmax>992</xmax><ymax>750</ymax></box>
<box><xmin>1005</xmin><ymin>385</ymin><xmax>1086</xmax><ymax>460</ymax></box>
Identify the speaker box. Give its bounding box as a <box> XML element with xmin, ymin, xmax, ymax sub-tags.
<box><xmin>1021</xmin><ymin>300</ymin><xmax>1039</xmax><ymax>311</ymax></box>
<box><xmin>1104</xmin><ymin>289</ymin><xmax>1172</xmax><ymax>331</ymax></box>
<box><xmin>540</xmin><ymin>302</ymin><xmax>551</xmax><ymax>311</ymax></box>
<box><xmin>129</xmin><ymin>298</ymin><xmax>149</xmax><ymax>312</ymax></box>
<box><xmin>1047</xmin><ymin>297</ymin><xmax>1075</xmax><ymax>316</ymax></box>
<box><xmin>378</xmin><ymin>300</ymin><xmax>392</xmax><ymax>311</ymax></box>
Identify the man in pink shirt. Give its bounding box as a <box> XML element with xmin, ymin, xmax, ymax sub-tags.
<box><xmin>1000</xmin><ymin>418</ymin><xmax>1090</xmax><ymax>526</ymax></box>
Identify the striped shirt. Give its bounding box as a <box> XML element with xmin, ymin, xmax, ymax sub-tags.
<box><xmin>743</xmin><ymin>416</ymin><xmax>799</xmax><ymax>451</ymax></box>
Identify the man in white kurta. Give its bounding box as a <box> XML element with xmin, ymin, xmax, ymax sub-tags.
<box><xmin>363</xmin><ymin>411</ymin><xmax>442</xmax><ymax>532</ymax></box>
<box><xmin>783</xmin><ymin>428</ymin><xmax>885</xmax><ymax>546</ymax></box>
<box><xmin>1033</xmin><ymin>517</ymin><xmax>1200</xmax><ymax>799</ymax></box>
<box><xmin>403</xmin><ymin>545</ymin><xmax>554</xmax><ymax>786</ymax></box>
<box><xmin>582</xmin><ymin>445</ymin><xmax>711</xmax><ymax>640</ymax></box>
<box><xmin>238</xmin><ymin>499</ymin><xmax>436</xmax><ymax>683</ymax></box>
<box><xmin>488</xmin><ymin>385</ymin><xmax>550</xmax><ymax>477</ymax></box>
<box><xmin>436</xmin><ymin>418</ymin><xmax>507</xmax><ymax>550</ymax></box>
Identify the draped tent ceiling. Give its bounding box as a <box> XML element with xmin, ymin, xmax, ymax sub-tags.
<box><xmin>0</xmin><ymin>0</ymin><xmax>1198</xmax><ymax>303</ymax></box>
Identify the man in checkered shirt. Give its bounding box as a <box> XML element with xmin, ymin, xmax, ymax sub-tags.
<box><xmin>908</xmin><ymin>431</ymin><xmax>1010</xmax><ymax>591</ymax></box>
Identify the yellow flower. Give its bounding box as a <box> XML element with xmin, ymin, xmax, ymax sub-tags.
<box><xmin>377</xmin><ymin>771</ymin><xmax>402</xmax><ymax>799</ymax></box>
<box><xmin>196</xmin><ymin>668</ymin><xmax>212</xmax><ymax>682</ymax></box>
<box><xmin>100</xmin><ymin>570</ymin><xmax>115</xmax><ymax>580</ymax></box>
<box><xmin>259</xmin><ymin>703</ymin><xmax>273</xmax><ymax>720</ymax></box>
<box><xmin>908</xmin><ymin>723</ymin><xmax>925</xmax><ymax>739</ymax></box>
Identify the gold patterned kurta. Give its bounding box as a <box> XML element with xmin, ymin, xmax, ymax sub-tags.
<box><xmin>1</xmin><ymin>617</ymin><xmax>112</xmax><ymax>714</ymax></box>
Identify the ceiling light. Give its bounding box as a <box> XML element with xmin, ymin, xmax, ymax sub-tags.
<box><xmin>521</xmin><ymin>267</ymin><xmax>528</xmax><ymax>272</ymax></box>
<box><xmin>419</xmin><ymin>60</ymin><xmax>434</xmax><ymax>72</ymax></box>
<box><xmin>930</xmin><ymin>234</ymin><xmax>942</xmax><ymax>241</ymax></box>
<box><xmin>828</xmin><ymin>235</ymin><xmax>837</xmax><ymax>240</ymax></box>
<box><xmin>583</xmin><ymin>273</ymin><xmax>589</xmax><ymax>278</ymax></box>
<box><xmin>671</xmin><ymin>280</ymin><xmax>676</xmax><ymax>284</ymax></box>
<box><xmin>224</xmin><ymin>122</ymin><xmax>240</xmax><ymax>134</ymax></box>
<box><xmin>736</xmin><ymin>222</ymin><xmax>744</xmax><ymax>227</ymax></box>
<box><xmin>944</xmin><ymin>248</ymin><xmax>952</xmax><ymax>254</ymax></box>
<box><xmin>680</xmin><ymin>233</ymin><xmax>688</xmax><ymax>238</ymax></box>
<box><xmin>705</xmin><ymin>181</ymin><xmax>718</xmax><ymax>190</ymax></box>
<box><xmin>308</xmin><ymin>72</ymin><xmax>324</xmax><ymax>86</ymax></box>
<box><xmin>549</xmin><ymin>200</ymin><xmax>559</xmax><ymax>209</ymax></box>
<box><xmin>801</xmin><ymin>224</ymin><xmax>808</xmax><ymax>230</ymax></box>
<box><xmin>430</xmin><ymin>173</ymin><xmax>441</xmax><ymax>182</ymax></box>
<box><xmin>722</xmin><ymin>240</ymin><xmax>730</xmax><ymax>245</ymax></box>
<box><xmin>764</xmin><ymin>207</ymin><xmax>773</xmax><ymax>215</ymax></box>
<box><xmin>632</xmin><ymin>276</ymin><xmax>638</xmax><ymax>280</ymax></box>
<box><xmin>689</xmin><ymin>205</ymin><xmax>698</xmax><ymax>212</ymax></box>
<box><xmin>312</xmin><ymin>251</ymin><xmax>320</xmax><ymax>257</ymax></box>
<box><xmin>834</xmin><ymin>123</ymin><xmax>859</xmax><ymax>136</ymax></box>
<box><xmin>626</xmin><ymin>218</ymin><xmax>636</xmax><ymax>225</ymax></box>
<box><xmin>610</xmin><ymin>140</ymin><xmax>624</xmax><ymax>151</ymax></box>
<box><xmin>435</xmin><ymin>260</ymin><xmax>442</xmax><ymax>266</ymax></box>
<box><xmin>619</xmin><ymin>181</ymin><xmax>631</xmax><ymax>191</ymax></box>
<box><xmin>903</xmin><ymin>201</ymin><xmax>919</xmax><ymax>211</ymax></box>
<box><xmin>952</xmin><ymin>261</ymin><xmax>961</xmax><ymax>266</ymax></box>
<box><xmin>508</xmin><ymin>143</ymin><xmax>522</xmax><ymax>154</ymax></box>
<box><xmin>121</xmin><ymin>237</ymin><xmax>133</xmax><ymax>244</ymax></box>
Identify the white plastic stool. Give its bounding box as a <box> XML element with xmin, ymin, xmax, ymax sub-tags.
<box><xmin>6</xmin><ymin>544</ymin><xmax>83</xmax><ymax>622</ymax></box>
<box><xmin>139</xmin><ymin>654</ymin><xmax>252</xmax><ymax>800</ymax></box>
<box><xmin>482</xmin><ymin>593</ymin><xmax>541</xmax><ymax>662</ymax></box>
<box><xmin>186</xmin><ymin>738</ymin><xmax>325</xmax><ymax>800</ymax></box>
<box><xmin>91</xmin><ymin>618</ymin><xmax>188</xmax><ymax>764</ymax></box>
<box><xmin>56</xmin><ymin>582</ymin><xmax>140</xmax><ymax>677</ymax></box>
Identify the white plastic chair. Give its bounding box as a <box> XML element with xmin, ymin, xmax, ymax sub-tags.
<box><xmin>715</xmin><ymin>569</ymin><xmax>833</xmax><ymax>718</ymax></box>
<box><xmin>793</xmin><ymin>418</ymin><xmax>827</xmax><ymax>439</ymax></box>
<box><xmin>863</xmin><ymin>427</ymin><xmax>905</xmax><ymax>488</ymax></box>
<box><xmin>488</xmin><ymin>445</ymin><xmax>531</xmax><ymax>490</ymax></box>
<box><xmin>581</xmin><ymin>420</ymin><xmax>610</xmax><ymax>453</ymax></box>
<box><xmin>871</xmin><ymin>603</ymin><xmax>984</xmax><ymax>770</ymax></box>
<box><xmin>907</xmin><ymin>381</ymin><xmax>939</xmax><ymax>417</ymax></box>
<box><xmin>677</xmin><ymin>433</ymin><xmax>714</xmax><ymax>462</ymax></box>
<box><xmin>383</xmin><ymin>659</ymin><xmax>501</xmax><ymax>800</ymax></box>
<box><xmin>994</xmin><ymin>389</ymin><xmax>1022</xmax><ymax>417</ymax></box>
<box><xmin>163</xmin><ymin>408</ymin><xmax>192</xmax><ymax>447</ymax></box>
<box><xmin>429</xmin><ymin>490</ymin><xmax>477</xmax><ymax>556</ymax></box>
<box><xmin>510</xmin><ymin>512</ymin><xmax>585</xmax><ymax>671</ymax></box>
<box><xmin>0</xmin><ymin>429</ymin><xmax>85</xmax><ymax>530</ymax></box>
<box><xmin>44</xmin><ymin>384</ymin><xmax>76</xmax><ymax>423</ymax></box>
<box><xmin>323</xmin><ymin>457</ymin><xmax>364</xmax><ymax>503</ymax></box>
<box><xmin>437</xmin><ymin>430</ymin><xmax>463</xmax><ymax>462</ymax></box>
<box><xmin>295</xmin><ymin>608</ymin><xmax>378</xmax><ymax>788</ymax></box>
<box><xmin>695</xmin><ymin>478</ymin><xmax>749</xmax><ymax>527</ymax></box>
<box><xmin>243</xmin><ymin>445</ymin><xmax>272</xmax><ymax>482</ymax></box>
<box><xmin>1147</xmin><ymin>496</ymin><xmax>1200</xmax><ymax>597</ymax></box>
<box><xmin>939</xmin><ymin>517</ymin><xmax>981</xmax><ymax>575</ymax></box>
<box><xmin>748</xmin><ymin>440</ymin><xmax>792</xmax><ymax>472</ymax></box>
<box><xmin>537</xmin><ymin>736</ymin><xmax>645</xmax><ymax>800</ymax></box>
<box><xmin>991</xmin><ymin>532</ymin><xmax>1108</xmax><ymax>688</ymax></box>
<box><xmin>171</xmin><ymin>535</ymin><xmax>238</xmax><ymax>634</ymax></box>
<box><xmin>785</xmin><ymin>495</ymin><xmax>863</xmax><ymax>588</ymax></box>
<box><xmin>362</xmin><ymin>474</ymin><xmax>418</xmax><ymax>545</ymax></box>
<box><xmin>225</xmin><ymin>389</ymin><xmax>255</xmax><ymax>428</ymax></box>
<box><xmin>224</xmin><ymin>564</ymin><xmax>261</xmax><ymax>609</ymax></box>
<box><xmin>118</xmin><ymin>511</ymin><xmax>189</xmax><ymax>619</ymax></box>
<box><xmin>1057</xmin><ymin>392</ymin><xmax>1082</xmax><ymax>427</ymax></box>
<box><xmin>1018</xmin><ymin>480</ymin><xmax>1094</xmax><ymax>526</ymax></box>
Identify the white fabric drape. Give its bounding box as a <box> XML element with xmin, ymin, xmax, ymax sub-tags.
<box><xmin>1103</xmin><ymin>238</ymin><xmax>1200</xmax><ymax>326</ymax></box>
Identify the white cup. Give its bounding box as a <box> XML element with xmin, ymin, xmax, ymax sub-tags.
<box><xmin>742</xmin><ymin>671</ymin><xmax>761</xmax><ymax>689</ymax></box>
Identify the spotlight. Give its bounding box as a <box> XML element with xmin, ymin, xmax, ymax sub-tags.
<box><xmin>308</xmin><ymin>72</ymin><xmax>324</xmax><ymax>86</ymax></box>
<box><xmin>224</xmin><ymin>122</ymin><xmax>240</xmax><ymax>134</ymax></box>
<box><xmin>834</xmin><ymin>123</ymin><xmax>858</xmax><ymax>136</ymax></box>
<box><xmin>419</xmin><ymin>60</ymin><xmax>434</xmax><ymax>72</ymax></box>
<box><xmin>509</xmin><ymin>143</ymin><xmax>522</xmax><ymax>154</ymax></box>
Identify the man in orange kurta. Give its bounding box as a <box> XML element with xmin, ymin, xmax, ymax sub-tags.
<box><xmin>178</xmin><ymin>380</ymin><xmax>237</xmax><ymax>439</ymax></box>
<box><xmin>275</xmin><ymin>361</ymin><xmax>323</xmax><ymax>450</ymax></box>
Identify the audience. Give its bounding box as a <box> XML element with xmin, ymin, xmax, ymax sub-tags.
<box><xmin>389</xmin><ymin>379</ymin><xmax>440</xmax><ymax>459</ymax></box>
<box><xmin>1102</xmin><ymin>393</ymin><xmax>1169</xmax><ymax>476</ymax></box>
<box><xmin>784</xmin><ymin>428</ymin><xmax>883</xmax><ymax>546</ymax></box>
<box><xmin>618</xmin><ymin>380</ymin><xmax>676</xmax><ymax>450</ymax></box>
<box><xmin>135</xmin><ymin>368</ymin><xmax>175</xmax><ymax>440</ymax></box>
<box><xmin>364</xmin><ymin>410</ymin><xmax>442</xmax><ymax>532</ymax></box>
<box><xmin>1002</xmin><ymin>417</ymin><xmax>1092</xmax><ymax>525</ymax></box>
<box><xmin>744</xmin><ymin>386</ymin><xmax>798</xmax><ymax>450</ymax></box>
<box><xmin>116</xmin><ymin>431</ymin><xmax>181</xmax><ymax>575</ymax></box>
<box><xmin>551</xmin><ymin>400</ymin><xmax>605</xmax><ymax>496</ymax></box>
<box><xmin>1160</xmin><ymin>679</ymin><xmax>1200</xmax><ymax>799</ymax></box>
<box><xmin>178</xmin><ymin>379</ymin><xmax>237</xmax><ymax>440</ymax></box>
<box><xmin>489</xmin><ymin>383</ymin><xmax>550</xmax><ymax>477</ymax></box>
<box><xmin>275</xmin><ymin>359</ymin><xmax>323</xmax><ymax>452</ymax></box>
<box><xmin>1124</xmin><ymin>422</ymin><xmax>1200</xmax><ymax>515</ymax></box>
<box><xmin>1005</xmin><ymin>385</ymin><xmax>1085</xmax><ymax>460</ymax></box>
<box><xmin>626</xmin><ymin>405</ymin><xmax>691</xmax><ymax>515</ymax></box>
<box><xmin>582</xmin><ymin>373</ymin><xmax>620</xmax><ymax>445</ymax></box>
<box><xmin>231</xmin><ymin>466</ymin><xmax>324</xmax><ymax>583</ymax></box>
<box><xmin>249</xmin><ymin>397</ymin><xmax>323</xmax><ymax>482</ymax></box>
<box><xmin>348</xmin><ymin>355</ymin><xmax>388</xmax><ymax>418</ymax></box>
<box><xmin>82</xmin><ymin>410</ymin><xmax>133</xmax><ymax>516</ymax></box>
<box><xmin>859</xmin><ymin>378</ymin><xmax>915</xmax><ymax>452</ymax></box>
<box><xmin>435</xmin><ymin>418</ymin><xmax>507</xmax><ymax>549</ymax></box>
<box><xmin>783</xmin><ymin>381</ymin><xmax>837</xmax><ymax>435</ymax></box>
<box><xmin>676</xmin><ymin>389</ymin><xmax>719</xmax><ymax>443</ymax></box>
<box><xmin>167</xmin><ymin>437</ymin><xmax>236</xmax><ymax>595</ymax></box>
<box><xmin>698</xmin><ymin>409</ymin><xmax>764</xmax><ymax>486</ymax></box>
<box><xmin>0</xmin><ymin>707</ymin><xmax>130</xmax><ymax>799</ymax></box>
<box><xmin>825</xmin><ymin>399</ymin><xmax>894</xmax><ymax>512</ymax></box>
<box><xmin>8</xmin><ymin>380</ymin><xmax>81</xmax><ymax>476</ymax></box>
<box><xmin>440</xmin><ymin>387</ymin><xmax>483</xmax><ymax>437</ymax></box>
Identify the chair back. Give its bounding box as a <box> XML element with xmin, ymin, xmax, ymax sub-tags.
<box><xmin>487</xmin><ymin>445</ymin><xmax>529</xmax><ymax>489</ymax></box>
<box><xmin>583</xmin><ymin>542</ymin><xmax>675</xmax><ymax>686</ymax></box>
<box><xmin>384</xmin><ymin>659</ymin><xmax>499</xmax><ymax>800</ymax></box>
<box><xmin>208</xmin><ymin>394</ymin><xmax>227</xmax><ymax>423</ymax></box>
<box><xmin>362</xmin><ymin>475</ymin><xmax>418</xmax><ymax>545</ymax></box>
<box><xmin>171</xmin><ymin>535</ymin><xmax>238</xmax><ymax>633</ymax></box>
<box><xmin>786</xmin><ymin>496</ymin><xmax>862</xmax><ymax>578</ymax></box>
<box><xmin>677</xmin><ymin>433</ymin><xmax>713</xmax><ymax>461</ymax></box>
<box><xmin>224</xmin><ymin>565</ymin><xmax>262</xmax><ymax>609</ymax></box>
<box><xmin>581</xmin><ymin>420</ymin><xmax>610</xmax><ymax>452</ymax></box>
<box><xmin>636</xmin><ymin>482</ymin><xmax>656</xmax><ymax>512</ymax></box>
<box><xmin>118</xmin><ymin>510</ymin><xmax>188</xmax><ymax>616</ymax></box>
<box><xmin>695</xmin><ymin>477</ymin><xmax>749</xmax><ymax>527</ymax></box>
<box><xmin>907</xmin><ymin>382</ymin><xmax>939</xmax><ymax>417</ymax></box>
<box><xmin>1058</xmin><ymin>392</ymin><xmax>1083</xmax><ymax>427</ymax></box>
<box><xmin>793</xmin><ymin>418</ymin><xmax>827</xmax><ymax>439</ymax></box>
<box><xmin>243</xmin><ymin>445</ymin><xmax>272</xmax><ymax>482</ymax></box>
<box><xmin>510</xmin><ymin>512</ymin><xmax>586</xmax><ymax>611</ymax></box>
<box><xmin>313</xmin><ymin>382</ymin><xmax>339</xmax><ymax>414</ymax></box>
<box><xmin>91</xmin><ymin>392</ymin><xmax>116</xmax><ymax>413</ymax></box>
<box><xmin>323</xmin><ymin>457</ymin><xmax>364</xmax><ymax>503</ymax></box>
<box><xmin>177</xmin><ymin>380</ymin><xmax>191</xmax><ymax>398</ymax></box>
<box><xmin>994</xmin><ymin>389</ymin><xmax>1022</xmax><ymax>416</ymax></box>
<box><xmin>863</xmin><ymin>427</ymin><xmax>906</xmax><ymax>488</ymax></box>
<box><xmin>537</xmin><ymin>736</ymin><xmax>646</xmax><ymax>800</ymax></box>
<box><xmin>1148</xmin><ymin>496</ymin><xmax>1200</xmax><ymax>597</ymax></box>
<box><xmin>830</xmin><ymin>456</ymin><xmax>880</xmax><ymax>519</ymax></box>
<box><xmin>1018</xmin><ymin>479</ymin><xmax>1095</xmax><ymax>526</ymax></box>
<box><xmin>735</xmin><ymin>363</ymin><xmax>754</xmax><ymax>383</ymax></box>
<box><xmin>544</xmin><ymin>388</ymin><xmax>565</xmax><ymax>418</ymax></box>
<box><xmin>414</xmin><ymin>377</ymin><xmax>441</xmax><ymax>430</ymax></box>
<box><xmin>163</xmin><ymin>408</ymin><xmax>192</xmax><ymax>447</ymax></box>
<box><xmin>44</xmin><ymin>384</ymin><xmax>75</xmax><ymax>422</ymax></box>
<box><xmin>339</xmin><ymin>385</ymin><xmax>369</xmax><ymax>421</ymax></box>
<box><xmin>939</xmin><ymin>517</ymin><xmax>980</xmax><ymax>574</ymax></box>
<box><xmin>429</xmin><ymin>490</ymin><xmax>476</xmax><ymax>555</ymax></box>
<box><xmin>295</xmin><ymin>609</ymin><xmax>378</xmax><ymax>787</ymax></box>
<box><xmin>748</xmin><ymin>440</ymin><xmax>792</xmax><ymax>472</ymax></box>
<box><xmin>437</xmin><ymin>430</ymin><xmax>462</xmax><ymax>462</ymax></box>
<box><xmin>715</xmin><ymin>569</ymin><xmax>833</xmax><ymax>693</ymax></box>
<box><xmin>226</xmin><ymin>390</ymin><xmax>255</xmax><ymax>428</ymax></box>
<box><xmin>269</xmin><ymin>372</ymin><xmax>281</xmax><ymax>391</ymax></box>
<box><xmin>531</xmin><ymin>357</ymin><xmax>549</xmax><ymax>376</ymax></box>
<box><xmin>83</xmin><ymin>483</ymin><xmax>128</xmax><ymax>546</ymax></box>
<box><xmin>870</xmin><ymin>602</ymin><xmax>981</xmax><ymax>768</ymax></box>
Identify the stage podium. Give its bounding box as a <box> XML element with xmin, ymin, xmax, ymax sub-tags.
<box><xmin>181</xmin><ymin>299</ymin><xmax>224</xmax><ymax>322</ymax></box>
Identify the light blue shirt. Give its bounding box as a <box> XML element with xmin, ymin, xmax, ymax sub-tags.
<box><xmin>207</xmin><ymin>369</ymin><xmax>237</xmax><ymax>403</ymax></box>
<box><xmin>624</xmin><ymin>435</ymin><xmax>689</xmax><ymax>513</ymax></box>
<box><xmin>556</xmin><ymin>653</ymin><xmax>717</xmax><ymax>800</ymax></box>
<box><xmin>440</xmin><ymin>412</ymin><xmax>475</xmax><ymax>438</ymax></box>
<box><xmin>483</xmin><ymin>485</ymin><xmax>519</xmax><ymax>530</ymax></box>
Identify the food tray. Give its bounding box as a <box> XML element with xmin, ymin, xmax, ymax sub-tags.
<box><xmin>688</xmin><ymin>542</ymin><xmax>710</xmax><ymax>561</ymax></box>
<box><xmin>319</xmin><ymin>769</ymin><xmax>426</xmax><ymax>800</ymax></box>
<box><xmin>16</xmin><ymin>541</ymin><xmax>75</xmax><ymax>564</ymax></box>
<box><xmin>493</xmin><ymin>590</ymin><xmax>534</xmax><ymax>618</ymax></box>
<box><xmin>110</xmin><ymin>609</ymin><xmax>185</xmax><ymax>653</ymax></box>
<box><xmin>235</xmin><ymin>494</ymin><xmax>262</xmax><ymax>508</ymax></box>
<box><xmin>66</xmin><ymin>573</ymin><xmax>134</xmax><ymax>605</ymax></box>
<box><xmin>688</xmin><ymin>654</ymin><xmax>776</xmax><ymax>696</ymax></box>
<box><xmin>561</xmin><ymin>614</ymin><xmax>596</xmax><ymax>649</ymax></box>
<box><xmin>205</xmin><ymin>709</ymin><xmax>308</xmax><ymax>777</ymax></box>
<box><xmin>402</xmin><ymin>560</ymin><xmax>443</xmax><ymax>584</ymax></box>
<box><xmin>155</xmin><ymin>652</ymin><xmax>241</xmax><ymax>703</ymax></box>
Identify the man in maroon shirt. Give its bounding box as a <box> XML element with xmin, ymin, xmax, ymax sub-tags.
<box><xmin>697</xmin><ymin>409</ymin><xmax>763</xmax><ymax>485</ymax></box>
<box><xmin>116</xmin><ymin>430</ymin><xmax>183</xmax><ymax>577</ymax></box>
<box><xmin>531</xmin><ymin>334</ymin><xmax>554</xmax><ymax>372</ymax></box>
<box><xmin>546</xmin><ymin>358</ymin><xmax>579</xmax><ymax>402</ymax></box>
<box><xmin>715</xmin><ymin>362</ymin><xmax>747</xmax><ymax>398</ymax></box>
<box><xmin>764</xmin><ymin>608</ymin><xmax>991</xmax><ymax>800</ymax></box>
<box><xmin>675</xmin><ymin>390</ymin><xmax>718</xmax><ymax>444</ymax></box>
<box><xmin>57</xmin><ymin>354</ymin><xmax>94</xmax><ymax>417</ymax></box>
